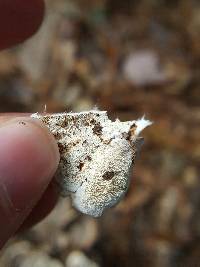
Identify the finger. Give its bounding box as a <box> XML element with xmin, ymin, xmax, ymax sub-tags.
<box><xmin>19</xmin><ymin>181</ymin><xmax>59</xmax><ymax>231</ymax></box>
<box><xmin>0</xmin><ymin>114</ymin><xmax>60</xmax><ymax>230</ymax></box>
<box><xmin>0</xmin><ymin>0</ymin><xmax>45</xmax><ymax>50</ymax></box>
<box><xmin>0</xmin><ymin>113</ymin><xmax>29</xmax><ymax>124</ymax></box>
<box><xmin>0</xmin><ymin>117</ymin><xmax>59</xmax><ymax>248</ymax></box>
<box><xmin>0</xmin><ymin>114</ymin><xmax>59</xmax><ymax>229</ymax></box>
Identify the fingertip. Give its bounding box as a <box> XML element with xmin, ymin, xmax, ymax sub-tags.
<box><xmin>0</xmin><ymin>0</ymin><xmax>45</xmax><ymax>50</ymax></box>
<box><xmin>0</xmin><ymin>117</ymin><xmax>59</xmax><ymax>246</ymax></box>
<box><xmin>19</xmin><ymin>181</ymin><xmax>59</xmax><ymax>231</ymax></box>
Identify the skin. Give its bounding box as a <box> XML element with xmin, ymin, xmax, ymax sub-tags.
<box><xmin>0</xmin><ymin>0</ymin><xmax>45</xmax><ymax>50</ymax></box>
<box><xmin>0</xmin><ymin>1</ymin><xmax>61</xmax><ymax>248</ymax></box>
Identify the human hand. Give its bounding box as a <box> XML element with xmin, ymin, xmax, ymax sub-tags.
<box><xmin>0</xmin><ymin>1</ymin><xmax>60</xmax><ymax>248</ymax></box>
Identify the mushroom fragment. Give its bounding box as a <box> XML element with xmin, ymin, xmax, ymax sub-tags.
<box><xmin>31</xmin><ymin>111</ymin><xmax>151</xmax><ymax>217</ymax></box>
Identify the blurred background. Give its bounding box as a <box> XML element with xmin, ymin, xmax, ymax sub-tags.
<box><xmin>0</xmin><ymin>0</ymin><xmax>200</xmax><ymax>266</ymax></box>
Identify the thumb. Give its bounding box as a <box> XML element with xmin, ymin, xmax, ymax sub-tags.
<box><xmin>0</xmin><ymin>117</ymin><xmax>59</xmax><ymax>248</ymax></box>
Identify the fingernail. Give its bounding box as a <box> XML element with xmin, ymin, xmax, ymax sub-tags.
<box><xmin>0</xmin><ymin>117</ymin><xmax>59</xmax><ymax>214</ymax></box>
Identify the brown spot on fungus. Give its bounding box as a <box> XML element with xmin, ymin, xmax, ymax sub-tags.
<box><xmin>102</xmin><ymin>171</ymin><xmax>115</xmax><ymax>181</ymax></box>
<box><xmin>78</xmin><ymin>162</ymin><xmax>84</xmax><ymax>171</ymax></box>
<box><xmin>86</xmin><ymin>156</ymin><xmax>92</xmax><ymax>161</ymax></box>
<box><xmin>53</xmin><ymin>132</ymin><xmax>62</xmax><ymax>140</ymax></box>
<box><xmin>103</xmin><ymin>139</ymin><xmax>112</xmax><ymax>145</ymax></box>
<box><xmin>90</xmin><ymin>118</ymin><xmax>96</xmax><ymax>124</ymax></box>
<box><xmin>60</xmin><ymin>118</ymin><xmax>68</xmax><ymax>128</ymax></box>
<box><xmin>93</xmin><ymin>123</ymin><xmax>103</xmax><ymax>136</ymax></box>
<box><xmin>57</xmin><ymin>142</ymin><xmax>64</xmax><ymax>153</ymax></box>
<box><xmin>127</xmin><ymin>123</ymin><xmax>137</xmax><ymax>141</ymax></box>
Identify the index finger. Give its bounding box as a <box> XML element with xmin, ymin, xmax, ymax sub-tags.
<box><xmin>0</xmin><ymin>0</ymin><xmax>45</xmax><ymax>50</ymax></box>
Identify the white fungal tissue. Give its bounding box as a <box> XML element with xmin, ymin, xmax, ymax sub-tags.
<box><xmin>31</xmin><ymin>111</ymin><xmax>152</xmax><ymax>217</ymax></box>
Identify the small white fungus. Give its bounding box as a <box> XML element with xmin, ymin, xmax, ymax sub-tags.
<box><xmin>31</xmin><ymin>111</ymin><xmax>151</xmax><ymax>217</ymax></box>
